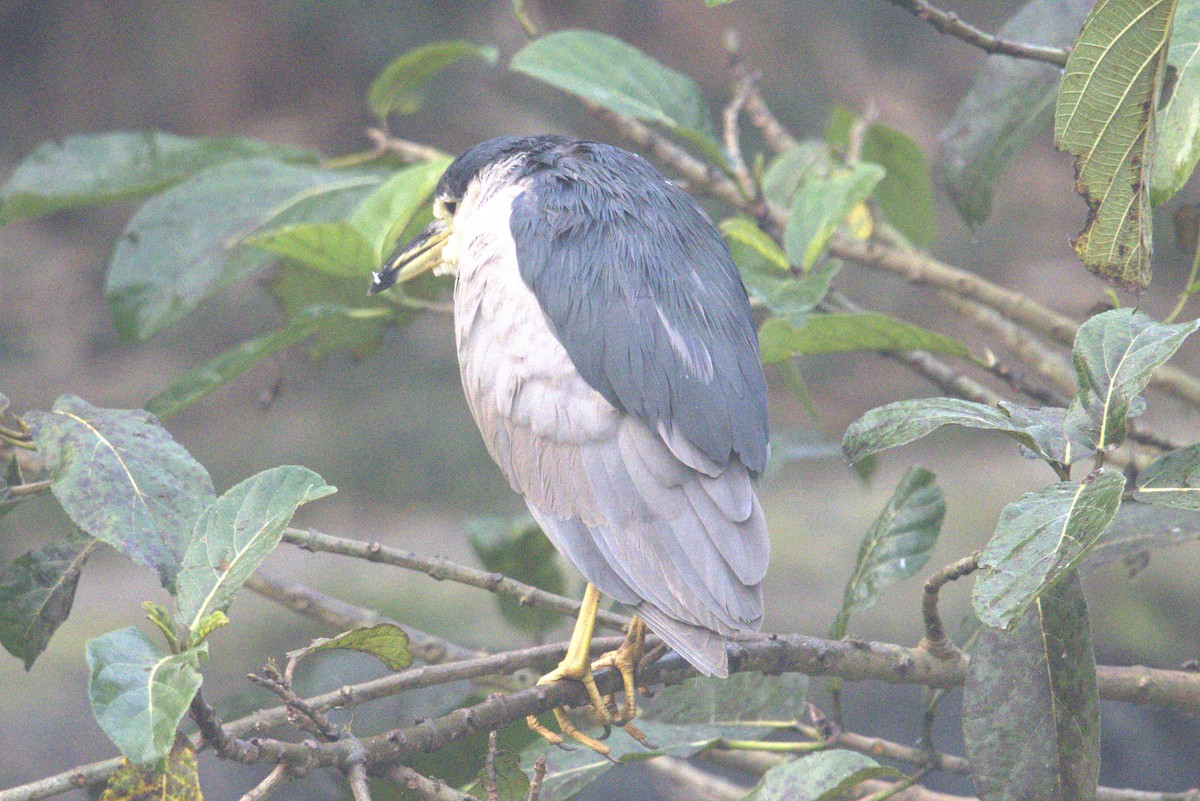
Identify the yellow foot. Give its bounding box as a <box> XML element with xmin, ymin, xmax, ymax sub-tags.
<box><xmin>592</xmin><ymin>617</ymin><xmax>650</xmax><ymax>748</ymax></box>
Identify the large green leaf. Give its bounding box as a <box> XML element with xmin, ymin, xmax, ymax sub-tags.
<box><xmin>105</xmin><ymin>158</ymin><xmax>365</xmax><ymax>342</ymax></box>
<box><xmin>761</xmin><ymin>141</ymin><xmax>833</xmax><ymax>207</ymax></box>
<box><xmin>784</xmin><ymin>163</ymin><xmax>885</xmax><ymax>269</ymax></box>
<box><xmin>467</xmin><ymin>516</ymin><xmax>567</xmax><ymax>639</ymax></box>
<box><xmin>743</xmin><ymin>750</ymin><xmax>906</xmax><ymax>801</ymax></box>
<box><xmin>642</xmin><ymin>671</ymin><xmax>809</xmax><ymax>724</ymax></box>
<box><xmin>244</xmin><ymin>222</ymin><xmax>377</xmax><ymax>277</ymax></box>
<box><xmin>939</xmin><ymin>0</ymin><xmax>1092</xmax><ymax>225</ymax></box>
<box><xmin>87</xmin><ymin>628</ymin><xmax>206</xmax><ymax>766</ymax></box>
<box><xmin>26</xmin><ymin>395</ymin><xmax>216</xmax><ymax>589</ymax></box>
<box><xmin>349</xmin><ymin>157</ymin><xmax>451</xmax><ymax>257</ymax></box>
<box><xmin>964</xmin><ymin>572</ymin><xmax>1100</xmax><ymax>801</ymax></box>
<box><xmin>270</xmin><ymin>261</ymin><xmax>401</xmax><ymax>360</ymax></box>
<box><xmin>1054</xmin><ymin>0</ymin><xmax>1178</xmax><ymax>288</ymax></box>
<box><xmin>1064</xmin><ymin>309</ymin><xmax>1200</xmax><ymax>452</ymax></box>
<box><xmin>0</xmin><ymin>532</ymin><xmax>96</xmax><ymax>668</ymax></box>
<box><xmin>972</xmin><ymin>470</ymin><xmax>1125</xmax><ymax>630</ymax></box>
<box><xmin>759</xmin><ymin>312</ymin><xmax>967</xmax><ymax>364</ymax></box>
<box><xmin>1134</xmin><ymin>443</ymin><xmax>1200</xmax><ymax>509</ymax></box>
<box><xmin>0</xmin><ymin>131</ymin><xmax>316</xmax><ymax>224</ymax></box>
<box><xmin>174</xmin><ymin>466</ymin><xmax>334</xmax><ymax>635</ymax></box>
<box><xmin>830</xmin><ymin>467</ymin><xmax>943</xmax><ymax>639</ymax></box>
<box><xmin>367</xmin><ymin>41</ymin><xmax>498</xmax><ymax>119</ymax></box>
<box><xmin>510</xmin><ymin>30</ymin><xmax>723</xmax><ymax>162</ymax></box>
<box><xmin>843</xmin><ymin>397</ymin><xmax>1068</xmax><ymax>465</ymax></box>
<box><xmin>1085</xmin><ymin>500</ymin><xmax>1200</xmax><ymax>569</ymax></box>
<box><xmin>143</xmin><ymin>304</ymin><xmax>365</xmax><ymax>419</ymax></box>
<box><xmin>826</xmin><ymin>108</ymin><xmax>937</xmax><ymax>246</ymax></box>
<box><xmin>1151</xmin><ymin>1</ymin><xmax>1200</xmax><ymax>203</ymax></box>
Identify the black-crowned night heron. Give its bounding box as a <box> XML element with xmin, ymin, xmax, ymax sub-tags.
<box><xmin>370</xmin><ymin>135</ymin><xmax>769</xmax><ymax>752</ymax></box>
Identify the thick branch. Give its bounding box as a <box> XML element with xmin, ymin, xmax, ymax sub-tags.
<box><xmin>881</xmin><ymin>0</ymin><xmax>1069</xmax><ymax>66</ymax></box>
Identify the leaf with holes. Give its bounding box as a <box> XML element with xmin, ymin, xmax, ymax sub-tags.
<box><xmin>463</xmin><ymin>751</ymin><xmax>530</xmax><ymax>801</ymax></box>
<box><xmin>964</xmin><ymin>571</ymin><xmax>1099</xmax><ymax>800</ymax></box>
<box><xmin>100</xmin><ymin>734</ymin><xmax>201</xmax><ymax>801</ymax></box>
<box><xmin>26</xmin><ymin>395</ymin><xmax>216</xmax><ymax>589</ymax></box>
<box><xmin>830</xmin><ymin>467</ymin><xmax>943</xmax><ymax>639</ymax></box>
<box><xmin>174</xmin><ymin>466</ymin><xmax>334</xmax><ymax>636</ymax></box>
<box><xmin>973</xmin><ymin>471</ymin><xmax>1125</xmax><ymax>630</ymax></box>
<box><xmin>1151</xmin><ymin>1</ymin><xmax>1200</xmax><ymax>203</ymax></box>
<box><xmin>1054</xmin><ymin>0</ymin><xmax>1177</xmax><ymax>288</ymax></box>
<box><xmin>288</xmin><ymin>623</ymin><xmax>413</xmax><ymax>671</ymax></box>
<box><xmin>87</xmin><ymin>628</ymin><xmax>205</xmax><ymax>766</ymax></box>
<box><xmin>0</xmin><ymin>532</ymin><xmax>96</xmax><ymax>668</ymax></box>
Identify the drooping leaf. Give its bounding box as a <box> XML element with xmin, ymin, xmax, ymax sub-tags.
<box><xmin>467</xmin><ymin>516</ymin><xmax>567</xmax><ymax>639</ymax></box>
<box><xmin>0</xmin><ymin>531</ymin><xmax>96</xmax><ymax>668</ymax></box>
<box><xmin>1054</xmin><ymin>0</ymin><xmax>1178</xmax><ymax>288</ymax></box>
<box><xmin>830</xmin><ymin>466</ymin><xmax>943</xmax><ymax>639</ymax></box>
<box><xmin>287</xmin><ymin>622</ymin><xmax>413</xmax><ymax>671</ymax></box>
<box><xmin>843</xmin><ymin>397</ymin><xmax>1068</xmax><ymax>465</ymax></box>
<box><xmin>1134</xmin><ymin>443</ymin><xmax>1200</xmax><ymax>509</ymax></box>
<box><xmin>996</xmin><ymin>402</ymin><xmax>1071</xmax><ymax>464</ymax></box>
<box><xmin>826</xmin><ymin>107</ymin><xmax>938</xmax><ymax>246</ymax></box>
<box><xmin>0</xmin><ymin>131</ymin><xmax>316</xmax><ymax>224</ymax></box>
<box><xmin>973</xmin><ymin>470</ymin><xmax>1125</xmax><ymax>630</ymax></box>
<box><xmin>105</xmin><ymin>158</ymin><xmax>366</xmax><ymax>342</ymax></box>
<box><xmin>728</xmin><ymin>242</ymin><xmax>838</xmax><ymax>322</ymax></box>
<box><xmin>463</xmin><ymin>750</ymin><xmax>530</xmax><ymax>801</ymax></box>
<box><xmin>939</xmin><ymin>0</ymin><xmax>1092</xmax><ymax>225</ymax></box>
<box><xmin>368</xmin><ymin>41</ymin><xmax>498</xmax><ymax>119</ymax></box>
<box><xmin>143</xmin><ymin>304</ymin><xmax>362</xmax><ymax>419</ymax></box>
<box><xmin>270</xmin><ymin>261</ymin><xmax>401</xmax><ymax>361</ymax></box>
<box><xmin>721</xmin><ymin>217</ymin><xmax>789</xmax><ymax>273</ymax></box>
<box><xmin>1151</xmin><ymin>1</ymin><xmax>1200</xmax><ymax>203</ymax></box>
<box><xmin>348</xmin><ymin>157</ymin><xmax>452</xmax><ymax>257</ymax></box>
<box><xmin>759</xmin><ymin>312</ymin><xmax>967</xmax><ymax>363</ymax></box>
<box><xmin>964</xmin><ymin>571</ymin><xmax>1100</xmax><ymax>801</ymax></box>
<box><xmin>26</xmin><ymin>395</ymin><xmax>216</xmax><ymax>589</ymax></box>
<box><xmin>1085</xmin><ymin>501</ymin><xmax>1200</xmax><ymax>570</ymax></box>
<box><xmin>642</xmin><ymin>671</ymin><xmax>809</xmax><ymax>724</ymax></box>
<box><xmin>784</xmin><ymin>163</ymin><xmax>885</xmax><ymax>269</ymax></box>
<box><xmin>87</xmin><ymin>628</ymin><xmax>206</xmax><ymax>766</ymax></box>
<box><xmin>1064</xmin><ymin>309</ymin><xmax>1200</xmax><ymax>452</ymax></box>
<box><xmin>762</xmin><ymin>141</ymin><xmax>833</xmax><ymax>207</ymax></box>
<box><xmin>511</xmin><ymin>30</ymin><xmax>724</xmax><ymax>163</ymax></box>
<box><xmin>174</xmin><ymin>466</ymin><xmax>335</xmax><ymax>636</ymax></box>
<box><xmin>742</xmin><ymin>750</ymin><xmax>906</xmax><ymax>801</ymax></box>
<box><xmin>101</xmin><ymin>734</ymin><xmax>202</xmax><ymax>801</ymax></box>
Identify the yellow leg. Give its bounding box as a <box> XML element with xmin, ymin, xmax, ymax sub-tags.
<box><xmin>526</xmin><ymin>584</ymin><xmax>613</xmax><ymax>753</ymax></box>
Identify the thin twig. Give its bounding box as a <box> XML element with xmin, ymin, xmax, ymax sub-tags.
<box><xmin>725</xmin><ymin>29</ymin><xmax>798</xmax><ymax>154</ymax></box>
<box><xmin>385</xmin><ymin>765</ymin><xmax>475</xmax><ymax>800</ymax></box>
<box><xmin>6</xmin><ymin>478</ymin><xmax>51</xmax><ymax>497</ymax></box>
<box><xmin>364</xmin><ymin>128</ymin><xmax>449</xmax><ymax>163</ymax></box>
<box><xmin>526</xmin><ymin>754</ymin><xmax>547</xmax><ymax>801</ymax></box>
<box><xmin>347</xmin><ymin>753</ymin><xmax>373</xmax><ymax>801</ymax></box>
<box><xmin>238</xmin><ymin>764</ymin><xmax>288</xmax><ymax>801</ymax></box>
<box><xmin>247</xmin><ymin>670</ymin><xmax>341</xmax><ymax>741</ymax></box>
<box><xmin>722</xmin><ymin>69</ymin><xmax>760</xmax><ymax>199</ymax></box>
<box><xmin>919</xmin><ymin>554</ymin><xmax>981</xmax><ymax>659</ymax></box>
<box><xmin>881</xmin><ymin>0</ymin><xmax>1069</xmax><ymax>66</ymax></box>
<box><xmin>484</xmin><ymin>730</ymin><xmax>500</xmax><ymax>801</ymax></box>
<box><xmin>281</xmin><ymin>527</ymin><xmax>631</xmax><ymax>632</ymax></box>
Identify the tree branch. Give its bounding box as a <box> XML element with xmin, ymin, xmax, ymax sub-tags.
<box><xmin>880</xmin><ymin>0</ymin><xmax>1069</xmax><ymax>66</ymax></box>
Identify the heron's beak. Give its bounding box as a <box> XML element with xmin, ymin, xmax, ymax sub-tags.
<box><xmin>369</xmin><ymin>219</ymin><xmax>450</xmax><ymax>295</ymax></box>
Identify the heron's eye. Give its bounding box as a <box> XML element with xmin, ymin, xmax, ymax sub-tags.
<box><xmin>443</xmin><ymin>199</ymin><xmax>458</xmax><ymax>216</ymax></box>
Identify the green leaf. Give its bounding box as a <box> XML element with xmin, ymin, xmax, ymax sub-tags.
<box><xmin>0</xmin><ymin>532</ymin><xmax>96</xmax><ymax>668</ymax></box>
<box><xmin>1054</xmin><ymin>0</ymin><xmax>1177</xmax><ymax>289</ymax></box>
<box><xmin>720</xmin><ymin>217</ymin><xmax>789</xmax><ymax>272</ymax></box>
<box><xmin>463</xmin><ymin>750</ymin><xmax>530</xmax><ymax>801</ymax></box>
<box><xmin>87</xmin><ymin>628</ymin><xmax>205</xmax><ymax>766</ymax></box>
<box><xmin>784</xmin><ymin>163</ymin><xmax>885</xmax><ymax>268</ymax></box>
<box><xmin>642</xmin><ymin>671</ymin><xmax>809</xmax><ymax>724</ymax></box>
<box><xmin>26</xmin><ymin>395</ymin><xmax>216</xmax><ymax>589</ymax></box>
<box><xmin>143</xmin><ymin>304</ymin><xmax>359</xmax><ymax>419</ymax></box>
<box><xmin>964</xmin><ymin>571</ymin><xmax>1099</xmax><ymax>801</ymax></box>
<box><xmin>973</xmin><ymin>471</ymin><xmax>1125</xmax><ymax>630</ymax></box>
<box><xmin>511</xmin><ymin>30</ymin><xmax>723</xmax><ymax>162</ymax></box>
<box><xmin>1134</xmin><ymin>443</ymin><xmax>1200</xmax><ymax>509</ymax></box>
<box><xmin>174</xmin><ymin>466</ymin><xmax>335</xmax><ymax>635</ymax></box>
<box><xmin>759</xmin><ymin>312</ymin><xmax>968</xmax><ymax>364</ymax></box>
<box><xmin>762</xmin><ymin>141</ymin><xmax>833</xmax><ymax>207</ymax></box>
<box><xmin>1151</xmin><ymin>1</ymin><xmax>1200</xmax><ymax>203</ymax></box>
<box><xmin>349</xmin><ymin>157</ymin><xmax>452</xmax><ymax>257</ymax></box>
<box><xmin>245</xmin><ymin>222</ymin><xmax>377</xmax><ymax>277</ymax></box>
<box><xmin>100</xmin><ymin>734</ymin><xmax>201</xmax><ymax>801</ymax></box>
<box><xmin>733</xmin><ymin>257</ymin><xmax>838</xmax><ymax>322</ymax></box>
<box><xmin>1064</xmin><ymin>309</ymin><xmax>1200</xmax><ymax>452</ymax></box>
<box><xmin>270</xmin><ymin>261</ymin><xmax>400</xmax><ymax>361</ymax></box>
<box><xmin>830</xmin><ymin>467</ymin><xmax>943</xmax><ymax>639</ymax></box>
<box><xmin>826</xmin><ymin>108</ymin><xmax>937</xmax><ymax>246</ymax></box>
<box><xmin>368</xmin><ymin>41</ymin><xmax>498</xmax><ymax>119</ymax></box>
<box><xmin>287</xmin><ymin>622</ymin><xmax>413</xmax><ymax>671</ymax></box>
<box><xmin>842</xmin><ymin>397</ymin><xmax>1070</xmax><ymax>466</ymax></box>
<box><xmin>939</xmin><ymin>0</ymin><xmax>1092</xmax><ymax>225</ymax></box>
<box><xmin>1085</xmin><ymin>501</ymin><xmax>1200</xmax><ymax>570</ymax></box>
<box><xmin>105</xmin><ymin>158</ymin><xmax>365</xmax><ymax>342</ymax></box>
<box><xmin>467</xmin><ymin>516</ymin><xmax>567</xmax><ymax>638</ymax></box>
<box><xmin>0</xmin><ymin>131</ymin><xmax>317</xmax><ymax>224</ymax></box>
<box><xmin>743</xmin><ymin>750</ymin><xmax>906</xmax><ymax>801</ymax></box>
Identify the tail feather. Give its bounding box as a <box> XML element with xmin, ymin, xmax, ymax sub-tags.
<box><xmin>636</xmin><ymin>604</ymin><xmax>730</xmax><ymax>677</ymax></box>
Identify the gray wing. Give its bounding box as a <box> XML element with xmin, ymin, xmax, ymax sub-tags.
<box><xmin>509</xmin><ymin>140</ymin><xmax>769</xmax><ymax>475</ymax></box>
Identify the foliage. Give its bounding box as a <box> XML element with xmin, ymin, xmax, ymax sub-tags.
<box><xmin>2</xmin><ymin>2</ymin><xmax>1200</xmax><ymax>800</ymax></box>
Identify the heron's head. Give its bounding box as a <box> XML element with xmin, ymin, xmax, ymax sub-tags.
<box><xmin>368</xmin><ymin>135</ymin><xmax>571</xmax><ymax>295</ymax></box>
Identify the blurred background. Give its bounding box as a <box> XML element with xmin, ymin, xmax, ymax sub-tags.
<box><xmin>1</xmin><ymin>1</ymin><xmax>1197</xmax><ymax>798</ymax></box>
